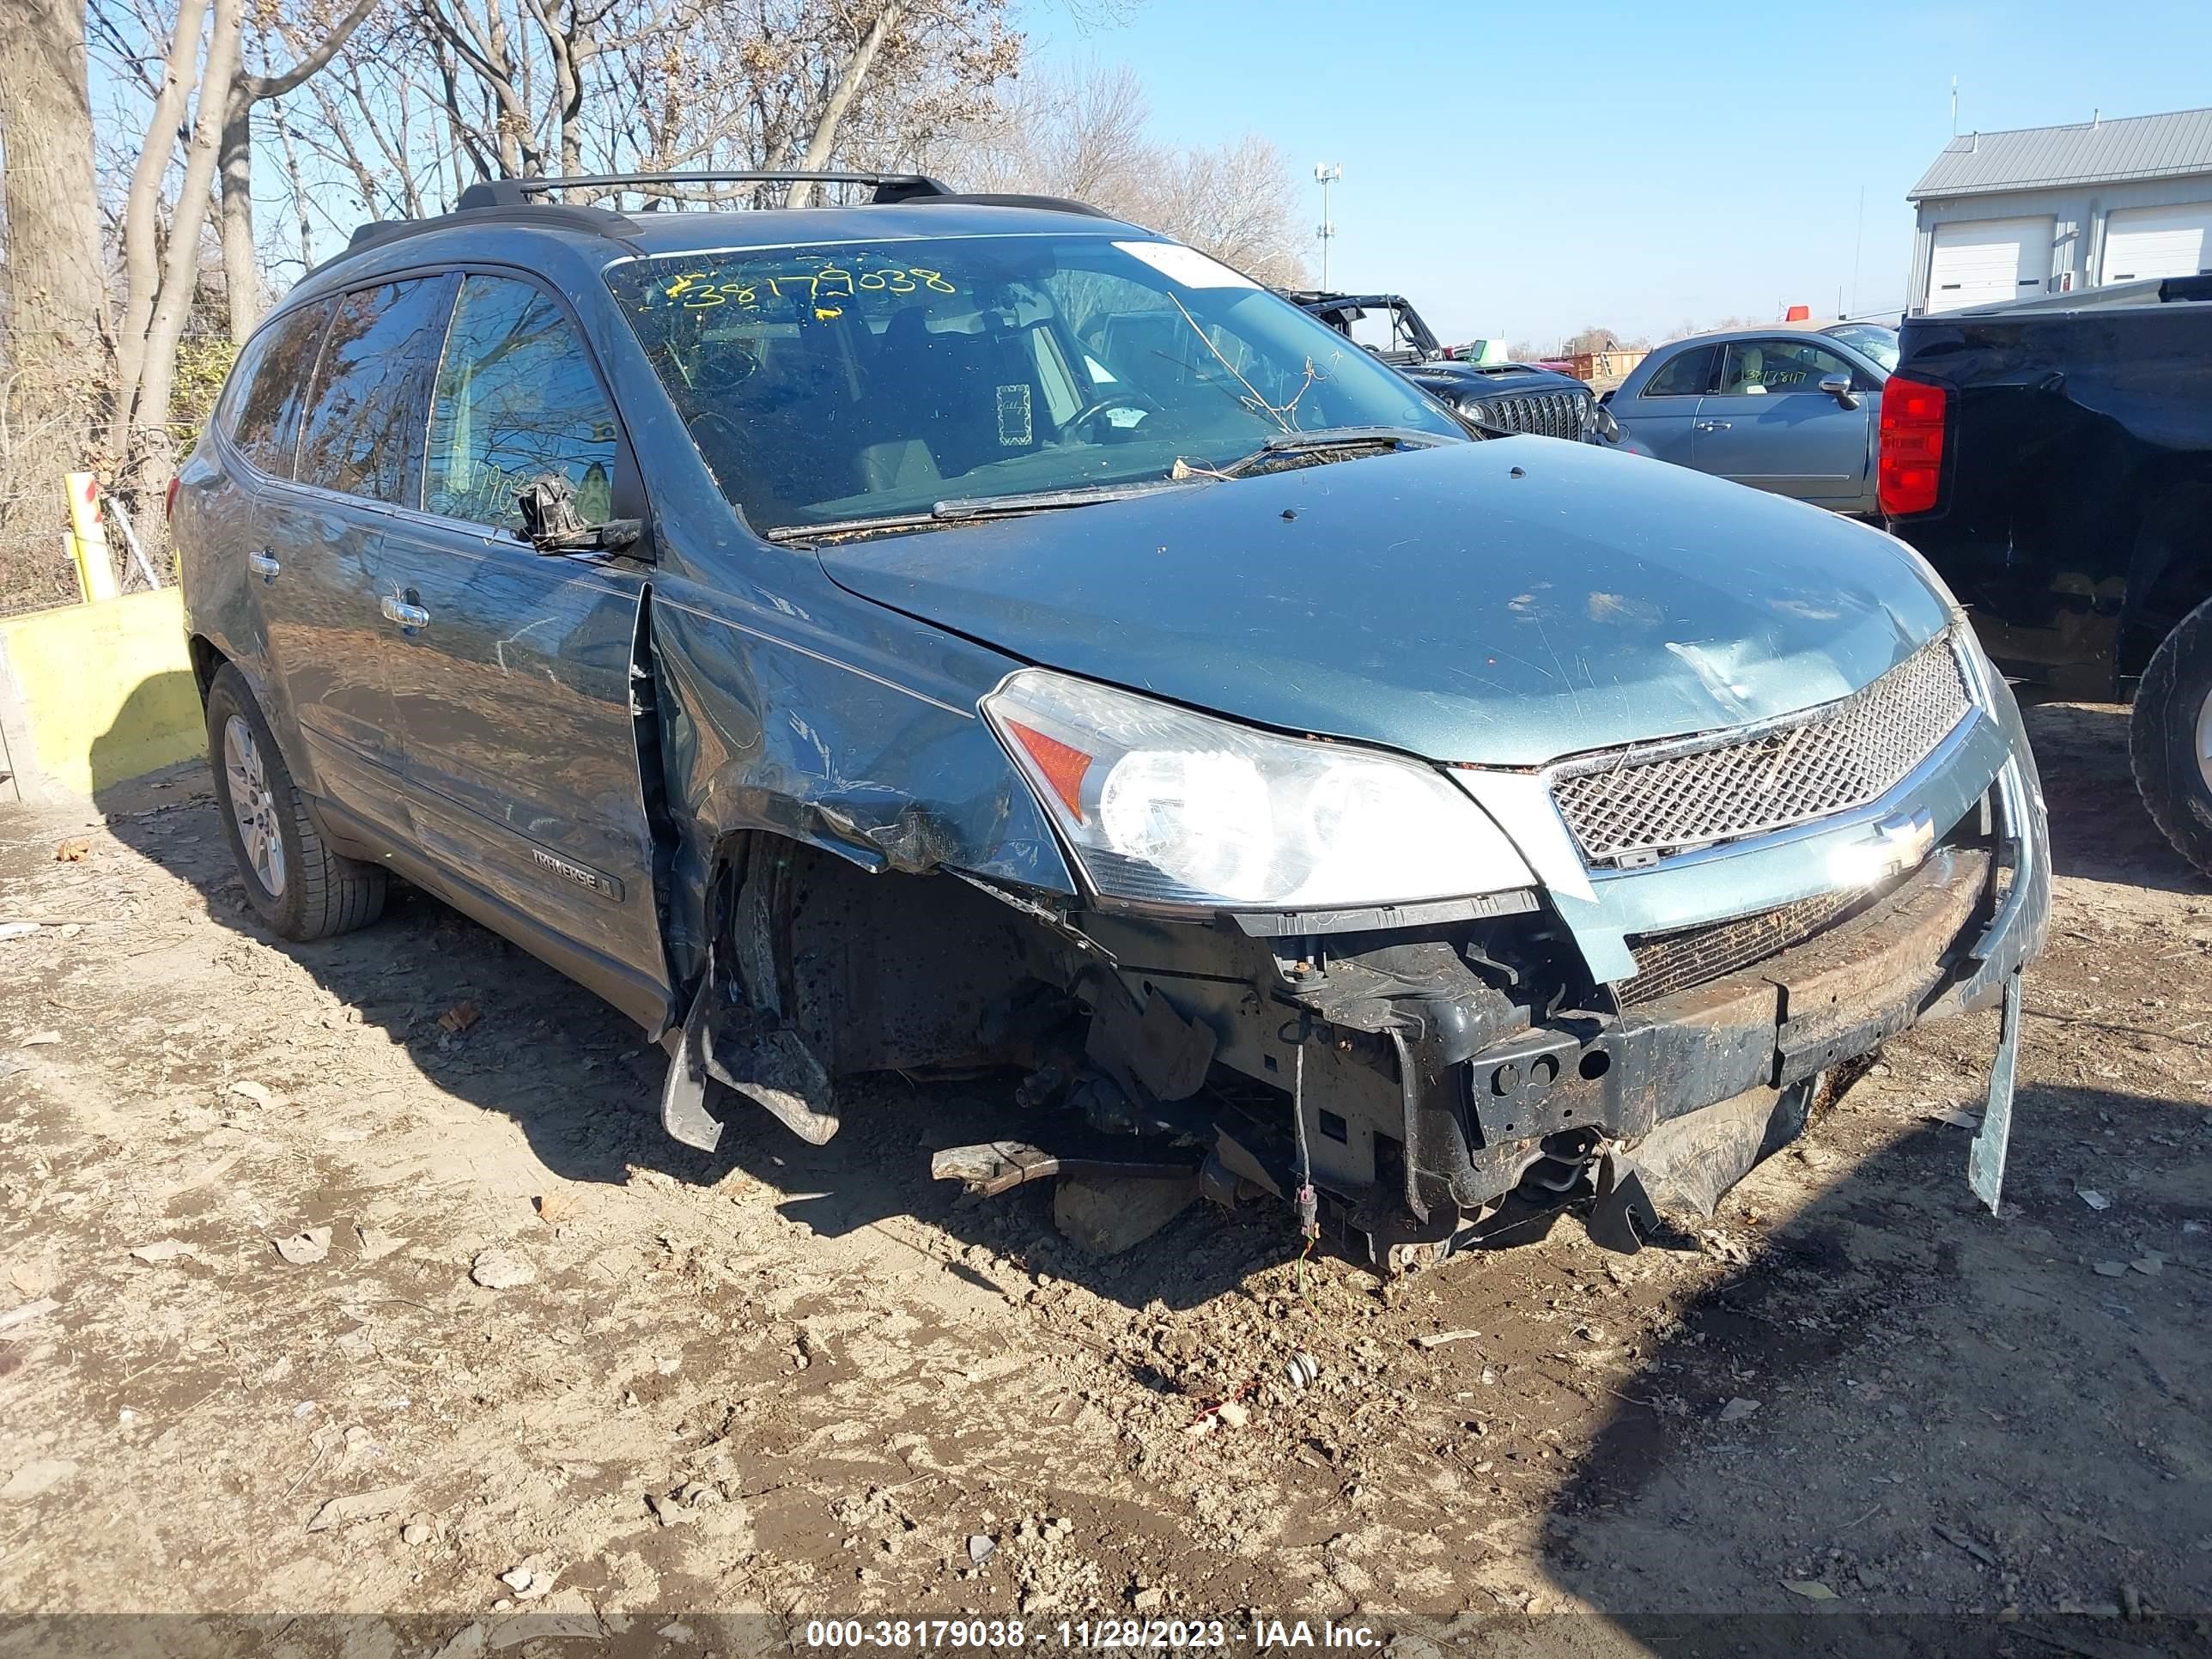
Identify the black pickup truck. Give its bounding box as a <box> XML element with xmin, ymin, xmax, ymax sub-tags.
<box><xmin>1285</xmin><ymin>290</ymin><xmax>1607</xmax><ymax>444</ymax></box>
<box><xmin>1882</xmin><ymin>276</ymin><xmax>2212</xmax><ymax>872</ymax></box>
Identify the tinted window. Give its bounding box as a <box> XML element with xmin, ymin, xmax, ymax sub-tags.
<box><xmin>605</xmin><ymin>236</ymin><xmax>1460</xmax><ymax>535</ymax></box>
<box><xmin>224</xmin><ymin>301</ymin><xmax>331</xmax><ymax>477</ymax></box>
<box><xmin>425</xmin><ymin>275</ymin><xmax>619</xmax><ymax>533</ymax></box>
<box><xmin>295</xmin><ymin>276</ymin><xmax>457</xmax><ymax>504</ymax></box>
<box><xmin>1642</xmin><ymin>344</ymin><xmax>1717</xmax><ymax>398</ymax></box>
<box><xmin>1717</xmin><ymin>337</ymin><xmax>1856</xmax><ymax>396</ymax></box>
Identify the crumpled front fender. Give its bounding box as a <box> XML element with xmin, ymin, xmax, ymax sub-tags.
<box><xmin>646</xmin><ymin>576</ymin><xmax>1076</xmax><ymax>989</ymax></box>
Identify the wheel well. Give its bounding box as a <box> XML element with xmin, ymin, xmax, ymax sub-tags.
<box><xmin>188</xmin><ymin>635</ymin><xmax>228</xmax><ymax>704</ymax></box>
<box><xmin>2119</xmin><ymin>483</ymin><xmax>2212</xmax><ymax>681</ymax></box>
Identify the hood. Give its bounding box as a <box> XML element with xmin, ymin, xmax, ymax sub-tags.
<box><xmin>1405</xmin><ymin>361</ymin><xmax>1585</xmax><ymax>400</ymax></box>
<box><xmin>815</xmin><ymin>440</ymin><xmax>1956</xmax><ymax>768</ymax></box>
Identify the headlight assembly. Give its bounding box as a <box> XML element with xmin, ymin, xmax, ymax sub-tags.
<box><xmin>983</xmin><ymin>668</ymin><xmax>1536</xmax><ymax>911</ymax></box>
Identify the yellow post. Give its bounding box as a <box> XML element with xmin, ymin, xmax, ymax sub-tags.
<box><xmin>64</xmin><ymin>471</ymin><xmax>118</xmax><ymax>603</ymax></box>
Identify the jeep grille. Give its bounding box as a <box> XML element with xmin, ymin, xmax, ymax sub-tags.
<box><xmin>1468</xmin><ymin>389</ymin><xmax>1591</xmax><ymax>441</ymax></box>
<box><xmin>1549</xmin><ymin>633</ymin><xmax>1972</xmax><ymax>865</ymax></box>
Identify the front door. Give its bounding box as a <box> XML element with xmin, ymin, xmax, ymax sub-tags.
<box><xmin>374</xmin><ymin>270</ymin><xmax>671</xmax><ymax>1022</ymax></box>
<box><xmin>1694</xmin><ymin>337</ymin><xmax>1875</xmax><ymax>509</ymax></box>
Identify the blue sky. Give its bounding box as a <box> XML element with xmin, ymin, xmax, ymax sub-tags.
<box><xmin>1027</xmin><ymin>0</ymin><xmax>2212</xmax><ymax>347</ymax></box>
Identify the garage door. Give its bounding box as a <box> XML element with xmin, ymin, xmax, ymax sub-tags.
<box><xmin>2102</xmin><ymin>203</ymin><xmax>2212</xmax><ymax>283</ymax></box>
<box><xmin>1927</xmin><ymin>217</ymin><xmax>2051</xmax><ymax>312</ymax></box>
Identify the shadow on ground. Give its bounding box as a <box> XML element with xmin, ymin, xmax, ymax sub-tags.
<box><xmin>1530</xmin><ymin>1073</ymin><xmax>2209</xmax><ymax>1652</ymax></box>
<box><xmin>82</xmin><ymin>762</ymin><xmax>1292</xmax><ymax>1312</ymax></box>
<box><xmin>2023</xmin><ymin>701</ymin><xmax>2206</xmax><ymax>896</ymax></box>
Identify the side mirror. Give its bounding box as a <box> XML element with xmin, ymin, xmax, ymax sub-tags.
<box><xmin>1591</xmin><ymin>404</ymin><xmax>1621</xmax><ymax>443</ymax></box>
<box><xmin>516</xmin><ymin>475</ymin><xmax>646</xmax><ymax>557</ymax></box>
<box><xmin>1819</xmin><ymin>373</ymin><xmax>1861</xmax><ymax>410</ymax></box>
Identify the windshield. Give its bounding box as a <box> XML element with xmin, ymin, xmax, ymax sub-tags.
<box><xmin>1826</xmin><ymin>324</ymin><xmax>1899</xmax><ymax>374</ymax></box>
<box><xmin>604</xmin><ymin>234</ymin><xmax>1463</xmax><ymax>534</ymax></box>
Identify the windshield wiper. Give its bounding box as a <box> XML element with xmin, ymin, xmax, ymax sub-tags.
<box><xmin>1213</xmin><ymin>425</ymin><xmax>1450</xmax><ymax>478</ymax></box>
<box><xmin>928</xmin><ymin>477</ymin><xmax>1192</xmax><ymax>520</ymax></box>
<box><xmin>760</xmin><ymin>478</ymin><xmax>1190</xmax><ymax>547</ymax></box>
<box><xmin>761</xmin><ymin>511</ymin><xmax>939</xmax><ymax>546</ymax></box>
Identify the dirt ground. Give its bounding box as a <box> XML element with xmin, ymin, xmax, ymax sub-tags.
<box><xmin>2</xmin><ymin>703</ymin><xmax>2209</xmax><ymax>1658</ymax></box>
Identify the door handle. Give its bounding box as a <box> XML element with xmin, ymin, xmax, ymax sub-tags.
<box><xmin>1696</xmin><ymin>419</ymin><xmax>1733</xmax><ymax>431</ymax></box>
<box><xmin>380</xmin><ymin>595</ymin><xmax>430</xmax><ymax>629</ymax></box>
<box><xmin>248</xmin><ymin>550</ymin><xmax>280</xmax><ymax>577</ymax></box>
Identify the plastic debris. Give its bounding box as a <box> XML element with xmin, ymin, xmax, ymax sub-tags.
<box><xmin>273</xmin><ymin>1227</ymin><xmax>332</xmax><ymax>1265</ymax></box>
<box><xmin>470</xmin><ymin>1247</ymin><xmax>534</xmax><ymax>1290</ymax></box>
<box><xmin>1783</xmin><ymin>1581</ymin><xmax>1838</xmax><ymax>1601</ymax></box>
<box><xmin>1719</xmin><ymin>1397</ymin><xmax>1762</xmax><ymax>1423</ymax></box>
<box><xmin>2077</xmin><ymin>1188</ymin><xmax>2112</xmax><ymax>1211</ymax></box>
<box><xmin>967</xmin><ymin>1534</ymin><xmax>997</xmax><ymax>1565</ymax></box>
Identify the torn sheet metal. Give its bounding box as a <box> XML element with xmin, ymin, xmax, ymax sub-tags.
<box><xmin>1967</xmin><ymin>966</ymin><xmax>2022</xmax><ymax>1215</ymax></box>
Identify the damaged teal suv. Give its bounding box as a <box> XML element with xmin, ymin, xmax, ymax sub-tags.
<box><xmin>175</xmin><ymin>171</ymin><xmax>2048</xmax><ymax>1268</ymax></box>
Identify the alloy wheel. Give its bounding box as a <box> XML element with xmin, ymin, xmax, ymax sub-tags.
<box><xmin>222</xmin><ymin>714</ymin><xmax>287</xmax><ymax>899</ymax></box>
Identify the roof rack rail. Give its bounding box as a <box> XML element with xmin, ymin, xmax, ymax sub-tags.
<box><xmin>898</xmin><ymin>191</ymin><xmax>1115</xmax><ymax>219</ymax></box>
<box><xmin>453</xmin><ymin>170</ymin><xmax>953</xmax><ymax>210</ymax></box>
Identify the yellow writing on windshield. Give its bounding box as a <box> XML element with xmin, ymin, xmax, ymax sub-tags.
<box><xmin>657</xmin><ymin>264</ymin><xmax>958</xmax><ymax>308</ymax></box>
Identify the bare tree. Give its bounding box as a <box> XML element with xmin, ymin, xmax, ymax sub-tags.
<box><xmin>785</xmin><ymin>0</ymin><xmax>905</xmax><ymax>206</ymax></box>
<box><xmin>98</xmin><ymin>0</ymin><xmax>241</xmax><ymax>506</ymax></box>
<box><xmin>1560</xmin><ymin>325</ymin><xmax>1621</xmax><ymax>356</ymax></box>
<box><xmin>0</xmin><ymin>0</ymin><xmax>112</xmax><ymax>408</ymax></box>
<box><xmin>273</xmin><ymin>0</ymin><xmax>1015</xmax><ymax>231</ymax></box>
<box><xmin>928</xmin><ymin>62</ymin><xmax>1307</xmax><ymax>285</ymax></box>
<box><xmin>218</xmin><ymin>0</ymin><xmax>380</xmax><ymax>341</ymax></box>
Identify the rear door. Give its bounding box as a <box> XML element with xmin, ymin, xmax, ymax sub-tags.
<box><xmin>374</xmin><ymin>269</ymin><xmax>671</xmax><ymax>1022</ymax></box>
<box><xmin>1694</xmin><ymin>337</ymin><xmax>1876</xmax><ymax>508</ymax></box>
<box><xmin>1616</xmin><ymin>342</ymin><xmax>1717</xmax><ymax>466</ymax></box>
<box><xmin>1928</xmin><ymin>216</ymin><xmax>2051</xmax><ymax>312</ymax></box>
<box><xmin>250</xmin><ymin>276</ymin><xmax>455</xmax><ymax>835</ymax></box>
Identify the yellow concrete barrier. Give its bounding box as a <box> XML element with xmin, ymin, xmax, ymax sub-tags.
<box><xmin>0</xmin><ymin>588</ymin><xmax>202</xmax><ymax>802</ymax></box>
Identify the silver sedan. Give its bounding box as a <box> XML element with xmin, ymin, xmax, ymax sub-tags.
<box><xmin>1601</xmin><ymin>325</ymin><xmax>1893</xmax><ymax>516</ymax></box>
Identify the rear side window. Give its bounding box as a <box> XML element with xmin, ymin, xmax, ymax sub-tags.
<box><xmin>295</xmin><ymin>275</ymin><xmax>458</xmax><ymax>505</ymax></box>
<box><xmin>424</xmin><ymin>274</ymin><xmax>619</xmax><ymax>533</ymax></box>
<box><xmin>223</xmin><ymin>301</ymin><xmax>331</xmax><ymax>477</ymax></box>
<box><xmin>1642</xmin><ymin>344</ymin><xmax>1717</xmax><ymax>398</ymax></box>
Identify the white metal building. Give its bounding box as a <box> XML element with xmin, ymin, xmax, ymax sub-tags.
<box><xmin>1905</xmin><ymin>106</ymin><xmax>2212</xmax><ymax>314</ymax></box>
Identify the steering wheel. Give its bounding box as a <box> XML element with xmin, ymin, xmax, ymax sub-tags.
<box><xmin>1062</xmin><ymin>388</ymin><xmax>1164</xmax><ymax>440</ymax></box>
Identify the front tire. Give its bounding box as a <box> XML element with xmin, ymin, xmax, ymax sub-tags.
<box><xmin>205</xmin><ymin>664</ymin><xmax>386</xmax><ymax>939</ymax></box>
<box><xmin>2130</xmin><ymin>593</ymin><xmax>2212</xmax><ymax>878</ymax></box>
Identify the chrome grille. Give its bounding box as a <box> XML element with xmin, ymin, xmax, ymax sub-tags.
<box><xmin>1550</xmin><ymin>634</ymin><xmax>1972</xmax><ymax>865</ymax></box>
<box><xmin>1471</xmin><ymin>389</ymin><xmax>1591</xmax><ymax>441</ymax></box>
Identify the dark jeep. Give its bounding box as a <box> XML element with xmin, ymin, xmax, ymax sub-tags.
<box><xmin>1285</xmin><ymin>289</ymin><xmax>1606</xmax><ymax>443</ymax></box>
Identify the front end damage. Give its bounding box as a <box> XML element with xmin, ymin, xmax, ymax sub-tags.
<box><xmin>659</xmin><ymin>626</ymin><xmax>2049</xmax><ymax>1270</ymax></box>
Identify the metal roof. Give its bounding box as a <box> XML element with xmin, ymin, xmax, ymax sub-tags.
<box><xmin>1909</xmin><ymin>106</ymin><xmax>2212</xmax><ymax>200</ymax></box>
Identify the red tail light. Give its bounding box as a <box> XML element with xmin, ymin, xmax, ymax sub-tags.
<box><xmin>1878</xmin><ymin>374</ymin><xmax>1948</xmax><ymax>518</ymax></box>
<box><xmin>165</xmin><ymin>476</ymin><xmax>180</xmax><ymax>523</ymax></box>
